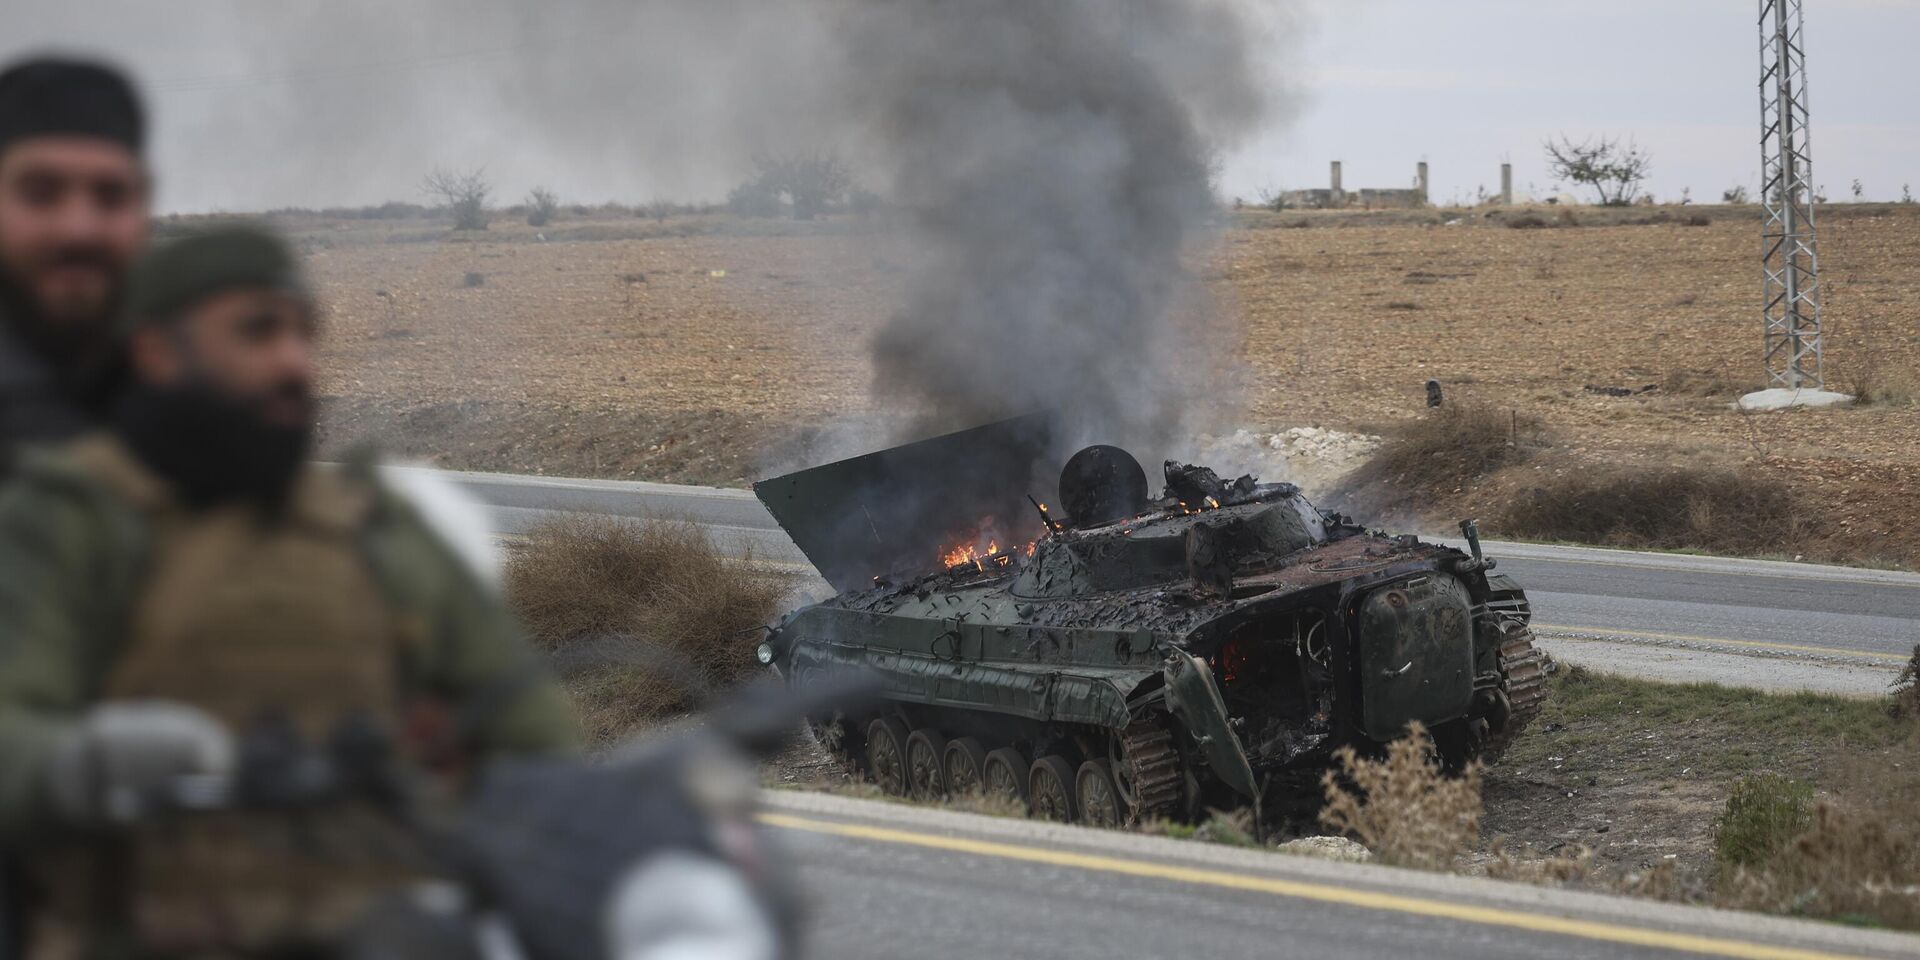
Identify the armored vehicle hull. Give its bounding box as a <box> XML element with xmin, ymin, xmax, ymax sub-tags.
<box><xmin>755</xmin><ymin>425</ymin><xmax>1547</xmax><ymax>825</ymax></box>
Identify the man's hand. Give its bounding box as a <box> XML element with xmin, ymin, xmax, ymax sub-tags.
<box><xmin>44</xmin><ymin>701</ymin><xmax>235</xmax><ymax>825</ymax></box>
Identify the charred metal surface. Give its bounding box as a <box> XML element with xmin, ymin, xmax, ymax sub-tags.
<box><xmin>762</xmin><ymin>424</ymin><xmax>1549</xmax><ymax>821</ymax></box>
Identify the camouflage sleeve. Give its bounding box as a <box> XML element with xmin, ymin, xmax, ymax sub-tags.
<box><xmin>0</xmin><ymin>477</ymin><xmax>111</xmax><ymax>842</ymax></box>
<box><xmin>367</xmin><ymin>488</ymin><xmax>579</xmax><ymax>756</ymax></box>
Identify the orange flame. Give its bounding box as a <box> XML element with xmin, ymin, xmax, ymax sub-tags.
<box><xmin>940</xmin><ymin>532</ymin><xmax>1039</xmax><ymax>572</ymax></box>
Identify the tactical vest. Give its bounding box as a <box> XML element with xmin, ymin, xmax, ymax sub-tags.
<box><xmin>35</xmin><ymin>436</ymin><xmax>433</xmax><ymax>958</ymax></box>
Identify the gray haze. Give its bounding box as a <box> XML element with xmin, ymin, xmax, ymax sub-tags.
<box><xmin>8</xmin><ymin>0</ymin><xmax>850</xmax><ymax>209</ymax></box>
<box><xmin>10</xmin><ymin>0</ymin><xmax>1294</xmax><ymax>485</ymax></box>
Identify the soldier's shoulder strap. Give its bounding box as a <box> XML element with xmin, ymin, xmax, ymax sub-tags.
<box><xmin>50</xmin><ymin>434</ymin><xmax>171</xmax><ymax>510</ymax></box>
<box><xmin>342</xmin><ymin>452</ymin><xmax>490</xmax><ymax>668</ymax></box>
<box><xmin>345</xmin><ymin>456</ymin><xmax>559</xmax><ymax>748</ymax></box>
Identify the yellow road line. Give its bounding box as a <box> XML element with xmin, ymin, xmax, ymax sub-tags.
<box><xmin>761</xmin><ymin>813</ymin><xmax>1868</xmax><ymax>960</ymax></box>
<box><xmin>1532</xmin><ymin>623</ymin><xmax>1910</xmax><ymax>662</ymax></box>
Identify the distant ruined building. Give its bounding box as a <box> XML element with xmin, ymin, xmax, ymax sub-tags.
<box><xmin>1283</xmin><ymin>161</ymin><xmax>1427</xmax><ymax>209</ymax></box>
<box><xmin>1280</xmin><ymin>161</ymin><xmax>1518</xmax><ymax>209</ymax></box>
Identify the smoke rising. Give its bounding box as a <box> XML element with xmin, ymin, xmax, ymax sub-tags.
<box><xmin>757</xmin><ymin>0</ymin><xmax>1291</xmax><ymax>570</ymax></box>
<box><xmin>841</xmin><ymin>0</ymin><xmax>1278</xmax><ymax>455</ymax></box>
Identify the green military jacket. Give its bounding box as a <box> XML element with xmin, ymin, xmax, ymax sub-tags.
<box><xmin>0</xmin><ymin>435</ymin><xmax>578</xmax><ymax>841</ymax></box>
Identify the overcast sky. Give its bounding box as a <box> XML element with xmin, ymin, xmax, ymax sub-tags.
<box><xmin>1234</xmin><ymin>0</ymin><xmax>1920</xmax><ymax>206</ymax></box>
<box><xmin>6</xmin><ymin>0</ymin><xmax>1916</xmax><ymax>211</ymax></box>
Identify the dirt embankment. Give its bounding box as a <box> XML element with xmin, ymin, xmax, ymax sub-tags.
<box><xmin>288</xmin><ymin>203</ymin><xmax>1918</xmax><ymax>563</ymax></box>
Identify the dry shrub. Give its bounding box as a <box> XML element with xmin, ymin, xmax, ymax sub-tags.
<box><xmin>1721</xmin><ymin>763</ymin><xmax>1920</xmax><ymax>930</ymax></box>
<box><xmin>1495</xmin><ymin>465</ymin><xmax>1811</xmax><ymax>556</ymax></box>
<box><xmin>505</xmin><ymin>514</ymin><xmax>786</xmax><ymax>742</ymax></box>
<box><xmin>1486</xmin><ymin>840</ymin><xmax>1594</xmax><ymax>886</ymax></box>
<box><xmin>1320</xmin><ymin>722</ymin><xmax>1483</xmax><ymax>870</ymax></box>
<box><xmin>1337</xmin><ymin>402</ymin><xmax>1546</xmax><ymax>517</ymax></box>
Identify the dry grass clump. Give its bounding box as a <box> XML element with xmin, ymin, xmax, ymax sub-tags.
<box><xmin>1712</xmin><ymin>774</ymin><xmax>1813</xmax><ymax>871</ymax></box>
<box><xmin>1617</xmin><ymin>860</ymin><xmax>1683</xmax><ymax>902</ymax></box>
<box><xmin>1719</xmin><ymin>762</ymin><xmax>1920</xmax><ymax>930</ymax></box>
<box><xmin>1893</xmin><ymin>644</ymin><xmax>1920</xmax><ymax>719</ymax></box>
<box><xmin>1504</xmin><ymin>208</ymin><xmax>1581</xmax><ymax>229</ymax></box>
<box><xmin>1495</xmin><ymin>464</ymin><xmax>1811</xmax><ymax>556</ymax></box>
<box><xmin>1849</xmin><ymin>363</ymin><xmax>1920</xmax><ymax>408</ymax></box>
<box><xmin>1192</xmin><ymin>807</ymin><xmax>1259</xmax><ymax>847</ymax></box>
<box><xmin>1485</xmin><ymin>840</ymin><xmax>1594</xmax><ymax>887</ymax></box>
<box><xmin>1319</xmin><ymin>722</ymin><xmax>1483</xmax><ymax>870</ymax></box>
<box><xmin>1839</xmin><ymin>316</ymin><xmax>1920</xmax><ymax>408</ymax></box>
<box><xmin>1336</xmin><ymin>402</ymin><xmax>1546</xmax><ymax>517</ymax></box>
<box><xmin>505</xmin><ymin>514</ymin><xmax>786</xmax><ymax>742</ymax></box>
<box><xmin>944</xmin><ymin>788</ymin><xmax>1030</xmax><ymax>820</ymax></box>
<box><xmin>1661</xmin><ymin>367</ymin><xmax>1750</xmax><ymax>398</ymax></box>
<box><xmin>1140</xmin><ymin>807</ymin><xmax>1259</xmax><ymax>847</ymax></box>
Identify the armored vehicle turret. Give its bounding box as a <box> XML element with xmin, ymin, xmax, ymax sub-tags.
<box><xmin>753</xmin><ymin>419</ymin><xmax>1546</xmax><ymax>825</ymax></box>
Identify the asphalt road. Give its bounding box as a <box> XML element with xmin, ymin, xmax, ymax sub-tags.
<box><xmin>766</xmin><ymin>790</ymin><xmax>1919</xmax><ymax>960</ymax></box>
<box><xmin>418</xmin><ymin>467</ymin><xmax>1920</xmax><ymax>694</ymax></box>
<box><xmin>425</xmin><ymin>466</ymin><xmax>1920</xmax><ymax>956</ymax></box>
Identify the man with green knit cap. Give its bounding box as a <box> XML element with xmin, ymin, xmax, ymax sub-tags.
<box><xmin>0</xmin><ymin>224</ymin><xmax>577</xmax><ymax>956</ymax></box>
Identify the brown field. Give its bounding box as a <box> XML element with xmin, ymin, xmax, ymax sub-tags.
<box><xmin>282</xmin><ymin>202</ymin><xmax>1920</xmax><ymax>564</ymax></box>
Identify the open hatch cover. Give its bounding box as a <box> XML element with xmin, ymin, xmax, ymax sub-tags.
<box><xmin>753</xmin><ymin>415</ymin><xmax>1056</xmax><ymax>592</ymax></box>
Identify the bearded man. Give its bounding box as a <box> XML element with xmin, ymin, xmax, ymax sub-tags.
<box><xmin>0</xmin><ymin>57</ymin><xmax>149</xmax><ymax>473</ymax></box>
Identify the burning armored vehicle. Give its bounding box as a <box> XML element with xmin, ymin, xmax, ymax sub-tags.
<box><xmin>753</xmin><ymin>419</ymin><xmax>1546</xmax><ymax>825</ymax></box>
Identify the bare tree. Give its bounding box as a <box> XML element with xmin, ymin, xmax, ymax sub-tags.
<box><xmin>1255</xmin><ymin>184</ymin><xmax>1292</xmax><ymax>212</ymax></box>
<box><xmin>422</xmin><ymin>166</ymin><xmax>492</xmax><ymax>230</ymax></box>
<box><xmin>526</xmin><ymin>186</ymin><xmax>559</xmax><ymax>227</ymax></box>
<box><xmin>1542</xmin><ymin>135</ymin><xmax>1651</xmax><ymax>206</ymax></box>
<box><xmin>750</xmin><ymin>151</ymin><xmax>854</xmax><ymax>221</ymax></box>
<box><xmin>727</xmin><ymin>178</ymin><xmax>781</xmax><ymax>218</ymax></box>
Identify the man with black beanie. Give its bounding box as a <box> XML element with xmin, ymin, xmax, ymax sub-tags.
<box><xmin>0</xmin><ymin>55</ymin><xmax>149</xmax><ymax>475</ymax></box>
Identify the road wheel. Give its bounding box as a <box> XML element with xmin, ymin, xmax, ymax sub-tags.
<box><xmin>981</xmin><ymin>747</ymin><xmax>1029</xmax><ymax>810</ymax></box>
<box><xmin>905</xmin><ymin>728</ymin><xmax>948</xmax><ymax>800</ymax></box>
<box><xmin>1029</xmin><ymin>755</ymin><xmax>1079</xmax><ymax>823</ymax></box>
<box><xmin>865</xmin><ymin>718</ymin><xmax>911</xmax><ymax>796</ymax></box>
<box><xmin>943</xmin><ymin>737</ymin><xmax>990</xmax><ymax>795</ymax></box>
<box><xmin>1075</xmin><ymin>760</ymin><xmax>1125</xmax><ymax>828</ymax></box>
